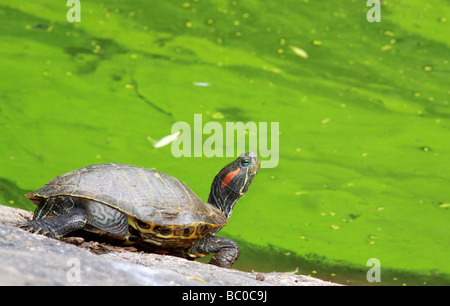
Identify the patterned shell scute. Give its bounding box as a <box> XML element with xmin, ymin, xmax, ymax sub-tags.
<box><xmin>31</xmin><ymin>163</ymin><xmax>227</xmax><ymax>227</ymax></box>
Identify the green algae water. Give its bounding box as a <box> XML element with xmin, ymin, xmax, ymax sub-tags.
<box><xmin>1</xmin><ymin>1</ymin><xmax>449</xmax><ymax>285</ymax></box>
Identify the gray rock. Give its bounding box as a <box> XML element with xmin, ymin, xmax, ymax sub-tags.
<box><xmin>0</xmin><ymin>204</ymin><xmax>338</xmax><ymax>286</ymax></box>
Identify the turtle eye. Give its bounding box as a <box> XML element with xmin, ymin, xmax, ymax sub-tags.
<box><xmin>240</xmin><ymin>158</ymin><xmax>251</xmax><ymax>167</ymax></box>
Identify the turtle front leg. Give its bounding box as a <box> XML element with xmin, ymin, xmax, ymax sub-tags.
<box><xmin>189</xmin><ymin>235</ymin><xmax>240</xmax><ymax>268</ymax></box>
<box><xmin>18</xmin><ymin>207</ymin><xmax>87</xmax><ymax>238</ymax></box>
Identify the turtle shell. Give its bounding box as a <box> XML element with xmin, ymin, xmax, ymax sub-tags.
<box><xmin>26</xmin><ymin>163</ymin><xmax>227</xmax><ymax>239</ymax></box>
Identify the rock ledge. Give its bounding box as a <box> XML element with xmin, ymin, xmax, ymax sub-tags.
<box><xmin>0</xmin><ymin>205</ymin><xmax>338</xmax><ymax>286</ymax></box>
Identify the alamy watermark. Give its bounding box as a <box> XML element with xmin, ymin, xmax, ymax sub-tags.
<box><xmin>366</xmin><ymin>258</ymin><xmax>381</xmax><ymax>282</ymax></box>
<box><xmin>67</xmin><ymin>1</ymin><xmax>381</xmax><ymax>24</ymax></box>
<box><xmin>366</xmin><ymin>0</ymin><xmax>381</xmax><ymax>22</ymax></box>
<box><xmin>66</xmin><ymin>0</ymin><xmax>81</xmax><ymax>23</ymax></box>
<box><xmin>66</xmin><ymin>257</ymin><xmax>81</xmax><ymax>283</ymax></box>
<box><xmin>161</xmin><ymin>114</ymin><xmax>279</xmax><ymax>169</ymax></box>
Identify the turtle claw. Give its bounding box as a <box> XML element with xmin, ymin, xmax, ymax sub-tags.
<box><xmin>17</xmin><ymin>220</ymin><xmax>54</xmax><ymax>238</ymax></box>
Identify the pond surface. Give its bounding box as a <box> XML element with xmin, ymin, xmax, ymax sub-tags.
<box><xmin>1</xmin><ymin>1</ymin><xmax>449</xmax><ymax>285</ymax></box>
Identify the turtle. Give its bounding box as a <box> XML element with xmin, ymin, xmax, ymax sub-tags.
<box><xmin>18</xmin><ymin>152</ymin><xmax>259</xmax><ymax>268</ymax></box>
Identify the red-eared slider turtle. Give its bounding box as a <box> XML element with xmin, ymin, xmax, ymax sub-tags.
<box><xmin>19</xmin><ymin>152</ymin><xmax>259</xmax><ymax>268</ymax></box>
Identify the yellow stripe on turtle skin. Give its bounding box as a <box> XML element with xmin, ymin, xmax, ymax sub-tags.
<box><xmin>143</xmin><ymin>238</ymin><xmax>163</xmax><ymax>246</ymax></box>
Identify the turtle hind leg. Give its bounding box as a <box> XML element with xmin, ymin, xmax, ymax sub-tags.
<box><xmin>189</xmin><ymin>235</ymin><xmax>240</xmax><ymax>268</ymax></box>
<box><xmin>18</xmin><ymin>207</ymin><xmax>87</xmax><ymax>238</ymax></box>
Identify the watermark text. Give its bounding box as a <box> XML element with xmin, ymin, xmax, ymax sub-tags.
<box><xmin>170</xmin><ymin>114</ymin><xmax>279</xmax><ymax>168</ymax></box>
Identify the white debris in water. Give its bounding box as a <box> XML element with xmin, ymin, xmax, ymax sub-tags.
<box><xmin>289</xmin><ymin>45</ymin><xmax>308</xmax><ymax>59</ymax></box>
<box><xmin>153</xmin><ymin>130</ymin><xmax>181</xmax><ymax>148</ymax></box>
<box><xmin>193</xmin><ymin>82</ymin><xmax>211</xmax><ymax>87</ymax></box>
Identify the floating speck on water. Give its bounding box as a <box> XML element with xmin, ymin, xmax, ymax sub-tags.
<box><xmin>125</xmin><ymin>84</ymin><xmax>134</xmax><ymax>89</ymax></box>
<box><xmin>185</xmin><ymin>21</ymin><xmax>192</xmax><ymax>28</ymax></box>
<box><xmin>331</xmin><ymin>224</ymin><xmax>340</xmax><ymax>230</ymax></box>
<box><xmin>205</xmin><ymin>18</ymin><xmax>214</xmax><ymax>25</ymax></box>
<box><xmin>421</xmin><ymin>146</ymin><xmax>431</xmax><ymax>152</ymax></box>
<box><xmin>277</xmin><ymin>48</ymin><xmax>284</xmax><ymax>54</ymax></box>
<box><xmin>423</xmin><ymin>66</ymin><xmax>432</xmax><ymax>71</ymax></box>
<box><xmin>181</xmin><ymin>2</ymin><xmax>191</xmax><ymax>8</ymax></box>
<box><xmin>289</xmin><ymin>45</ymin><xmax>308</xmax><ymax>58</ymax></box>
<box><xmin>381</xmin><ymin>45</ymin><xmax>392</xmax><ymax>51</ymax></box>
<box><xmin>270</xmin><ymin>67</ymin><xmax>281</xmax><ymax>73</ymax></box>
<box><xmin>384</xmin><ymin>30</ymin><xmax>395</xmax><ymax>37</ymax></box>
<box><xmin>211</xmin><ymin>112</ymin><xmax>224</xmax><ymax>119</ymax></box>
<box><xmin>312</xmin><ymin>40</ymin><xmax>322</xmax><ymax>46</ymax></box>
<box><xmin>93</xmin><ymin>44</ymin><xmax>101</xmax><ymax>54</ymax></box>
<box><xmin>193</xmin><ymin>82</ymin><xmax>211</xmax><ymax>87</ymax></box>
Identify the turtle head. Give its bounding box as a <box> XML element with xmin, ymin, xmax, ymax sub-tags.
<box><xmin>208</xmin><ymin>152</ymin><xmax>260</xmax><ymax>220</ymax></box>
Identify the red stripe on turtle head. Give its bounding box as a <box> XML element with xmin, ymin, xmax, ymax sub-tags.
<box><xmin>221</xmin><ymin>168</ymin><xmax>241</xmax><ymax>188</ymax></box>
